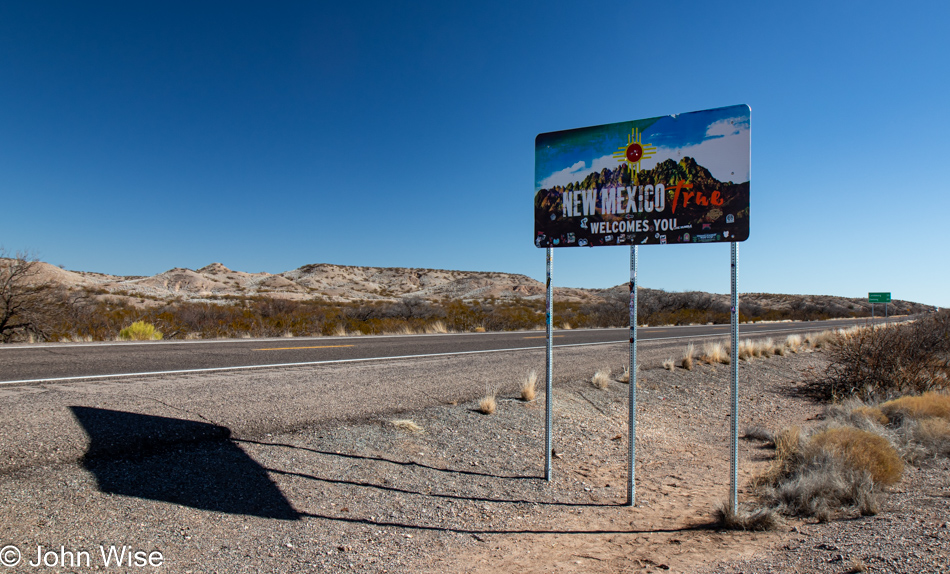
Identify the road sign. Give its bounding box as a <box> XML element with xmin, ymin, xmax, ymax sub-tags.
<box><xmin>869</xmin><ymin>292</ymin><xmax>891</xmax><ymax>303</ymax></box>
<box><xmin>534</xmin><ymin>104</ymin><xmax>750</xmax><ymax>248</ymax></box>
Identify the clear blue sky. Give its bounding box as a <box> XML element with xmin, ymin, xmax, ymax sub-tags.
<box><xmin>2</xmin><ymin>1</ymin><xmax>947</xmax><ymax>307</ymax></box>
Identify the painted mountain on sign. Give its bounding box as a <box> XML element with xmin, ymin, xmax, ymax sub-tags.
<box><xmin>535</xmin><ymin>157</ymin><xmax>748</xmax><ymax>247</ymax></box>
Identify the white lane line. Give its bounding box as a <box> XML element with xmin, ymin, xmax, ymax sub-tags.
<box><xmin>0</xmin><ymin>326</ymin><xmax>829</xmax><ymax>386</ymax></box>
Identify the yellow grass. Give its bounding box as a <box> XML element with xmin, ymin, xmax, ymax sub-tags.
<box><xmin>118</xmin><ymin>321</ymin><xmax>163</xmax><ymax>341</ymax></box>
<box><xmin>880</xmin><ymin>392</ymin><xmax>950</xmax><ymax>421</ymax></box>
<box><xmin>810</xmin><ymin>427</ymin><xmax>903</xmax><ymax>486</ymax></box>
<box><xmin>851</xmin><ymin>405</ymin><xmax>889</xmax><ymax>426</ymax></box>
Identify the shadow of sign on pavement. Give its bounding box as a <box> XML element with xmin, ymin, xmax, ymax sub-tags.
<box><xmin>69</xmin><ymin>406</ymin><xmax>299</xmax><ymax>521</ymax></box>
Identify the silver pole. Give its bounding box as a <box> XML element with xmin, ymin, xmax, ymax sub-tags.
<box><xmin>545</xmin><ymin>247</ymin><xmax>554</xmax><ymax>481</ymax></box>
<box><xmin>729</xmin><ymin>241</ymin><xmax>739</xmax><ymax>511</ymax></box>
<box><xmin>627</xmin><ymin>244</ymin><xmax>638</xmax><ymax>506</ymax></box>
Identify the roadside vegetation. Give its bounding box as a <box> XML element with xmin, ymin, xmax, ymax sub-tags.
<box><xmin>3</xmin><ymin>250</ymin><xmax>925</xmax><ymax>343</ymax></box>
<box><xmin>729</xmin><ymin>312</ymin><xmax>950</xmax><ymax>528</ymax></box>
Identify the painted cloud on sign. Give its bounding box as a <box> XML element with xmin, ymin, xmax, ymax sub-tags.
<box><xmin>535</xmin><ymin>107</ymin><xmax>750</xmax><ymax>191</ymax></box>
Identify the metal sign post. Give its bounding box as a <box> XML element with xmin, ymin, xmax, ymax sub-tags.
<box><xmin>545</xmin><ymin>247</ymin><xmax>554</xmax><ymax>481</ymax></box>
<box><xmin>869</xmin><ymin>293</ymin><xmax>891</xmax><ymax>321</ymax></box>
<box><xmin>729</xmin><ymin>242</ymin><xmax>740</xmax><ymax>511</ymax></box>
<box><xmin>627</xmin><ymin>245</ymin><xmax>638</xmax><ymax>506</ymax></box>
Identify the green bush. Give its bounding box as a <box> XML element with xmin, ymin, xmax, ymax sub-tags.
<box><xmin>119</xmin><ymin>321</ymin><xmax>163</xmax><ymax>341</ymax></box>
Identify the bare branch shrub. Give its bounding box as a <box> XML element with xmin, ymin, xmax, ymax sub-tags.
<box><xmin>812</xmin><ymin>314</ymin><xmax>950</xmax><ymax>401</ymax></box>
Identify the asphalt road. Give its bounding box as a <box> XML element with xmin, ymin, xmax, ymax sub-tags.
<box><xmin>0</xmin><ymin>317</ymin><xmax>896</xmax><ymax>384</ymax></box>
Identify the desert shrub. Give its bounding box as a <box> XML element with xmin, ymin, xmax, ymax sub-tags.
<box><xmin>817</xmin><ymin>313</ymin><xmax>950</xmax><ymax>401</ymax></box>
<box><xmin>757</xmin><ymin>424</ymin><xmax>897</xmax><ymax>519</ymax></box>
<box><xmin>119</xmin><ymin>321</ymin><xmax>163</xmax><ymax>341</ymax></box>
<box><xmin>662</xmin><ymin>358</ymin><xmax>675</xmax><ymax>371</ymax></box>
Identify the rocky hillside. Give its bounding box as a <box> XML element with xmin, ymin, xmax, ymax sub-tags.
<box><xmin>26</xmin><ymin>260</ymin><xmax>933</xmax><ymax>316</ymax></box>
<box><xmin>30</xmin><ymin>261</ymin><xmax>593</xmax><ymax>303</ymax></box>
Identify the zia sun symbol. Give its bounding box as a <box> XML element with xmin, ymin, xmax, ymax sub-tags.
<box><xmin>612</xmin><ymin>127</ymin><xmax>656</xmax><ymax>174</ymax></box>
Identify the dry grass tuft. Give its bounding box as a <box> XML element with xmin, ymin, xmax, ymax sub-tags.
<box><xmin>851</xmin><ymin>405</ymin><xmax>890</xmax><ymax>426</ymax></box>
<box><xmin>520</xmin><ymin>370</ymin><xmax>538</xmax><ymax>402</ymax></box>
<box><xmin>560</xmin><ymin>322</ymin><xmax>572</xmax><ymax>330</ymax></box>
<box><xmin>844</xmin><ymin>559</ymin><xmax>869</xmax><ymax>573</ymax></box>
<box><xmin>784</xmin><ymin>334</ymin><xmax>803</xmax><ymax>352</ymax></box>
<box><xmin>809</xmin><ymin>427</ymin><xmax>903</xmax><ymax>486</ymax></box>
<box><xmin>701</xmin><ymin>341</ymin><xmax>729</xmax><ymax>364</ymax></box>
<box><xmin>474</xmin><ymin>326</ymin><xmax>486</xmax><ymax>333</ymax></box>
<box><xmin>478</xmin><ymin>391</ymin><xmax>497</xmax><ymax>415</ymax></box>
<box><xmin>591</xmin><ymin>368</ymin><xmax>611</xmax><ymax>389</ymax></box>
<box><xmin>743</xmin><ymin>426</ymin><xmax>775</xmax><ymax>445</ymax></box>
<box><xmin>618</xmin><ymin>364</ymin><xmax>639</xmax><ymax>384</ymax></box>
<box><xmin>714</xmin><ymin>501</ymin><xmax>784</xmax><ymax>531</ymax></box>
<box><xmin>880</xmin><ymin>392</ymin><xmax>950</xmax><ymax>422</ymax></box>
<box><xmin>424</xmin><ymin>321</ymin><xmax>448</xmax><ymax>334</ymax></box>
<box><xmin>682</xmin><ymin>343</ymin><xmax>695</xmax><ymax>370</ymax></box>
<box><xmin>662</xmin><ymin>358</ymin><xmax>675</xmax><ymax>371</ymax></box>
<box><xmin>909</xmin><ymin>417</ymin><xmax>950</xmax><ymax>457</ymax></box>
<box><xmin>805</xmin><ymin>329</ymin><xmax>836</xmax><ymax>350</ymax></box>
<box><xmin>737</xmin><ymin>339</ymin><xmax>754</xmax><ymax>361</ymax></box>
<box><xmin>754</xmin><ymin>337</ymin><xmax>775</xmax><ymax>358</ymax></box>
<box><xmin>331</xmin><ymin>324</ymin><xmax>348</xmax><ymax>337</ymax></box>
<box><xmin>391</xmin><ymin>419</ymin><xmax>423</xmax><ymax>433</ymax></box>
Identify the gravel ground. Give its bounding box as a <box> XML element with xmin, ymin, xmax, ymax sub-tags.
<box><xmin>1</xmin><ymin>336</ymin><xmax>947</xmax><ymax>573</ymax></box>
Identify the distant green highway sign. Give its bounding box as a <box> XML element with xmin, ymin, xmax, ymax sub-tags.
<box><xmin>869</xmin><ymin>292</ymin><xmax>891</xmax><ymax>303</ymax></box>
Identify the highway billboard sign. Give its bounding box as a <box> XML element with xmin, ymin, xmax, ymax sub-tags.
<box><xmin>534</xmin><ymin>104</ymin><xmax>750</xmax><ymax>248</ymax></box>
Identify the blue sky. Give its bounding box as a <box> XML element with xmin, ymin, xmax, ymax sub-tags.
<box><xmin>2</xmin><ymin>1</ymin><xmax>948</xmax><ymax>307</ymax></box>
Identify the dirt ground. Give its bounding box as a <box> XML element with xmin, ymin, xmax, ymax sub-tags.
<box><xmin>1</xmin><ymin>339</ymin><xmax>947</xmax><ymax>573</ymax></box>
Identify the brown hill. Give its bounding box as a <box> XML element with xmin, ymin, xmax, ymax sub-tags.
<box><xmin>24</xmin><ymin>260</ymin><xmax>933</xmax><ymax>317</ymax></box>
